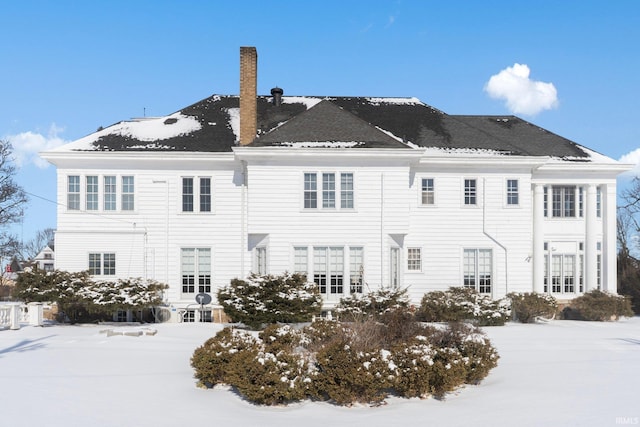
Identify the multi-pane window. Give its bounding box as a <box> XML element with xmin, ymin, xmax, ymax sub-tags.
<box><xmin>304</xmin><ymin>172</ymin><xmax>354</xmax><ymax>210</ymax></box>
<box><xmin>304</xmin><ymin>173</ymin><xmax>317</xmax><ymax>209</ymax></box>
<box><xmin>200</xmin><ymin>178</ymin><xmax>211</xmax><ymax>212</ymax></box>
<box><xmin>294</xmin><ymin>247</ymin><xmax>308</xmax><ymax>276</ymax></box>
<box><xmin>254</xmin><ymin>247</ymin><xmax>267</xmax><ymax>275</ymax></box>
<box><xmin>464</xmin><ymin>179</ymin><xmax>477</xmax><ymax>205</ymax></box>
<box><xmin>68</xmin><ymin>176</ymin><xmax>80</xmax><ymax>210</ymax></box>
<box><xmin>88</xmin><ymin>253</ymin><xmax>116</xmax><ymax>276</ymax></box>
<box><xmin>122</xmin><ymin>176</ymin><xmax>134</xmax><ymax>211</ymax></box>
<box><xmin>407</xmin><ymin>248</ymin><xmax>421</xmax><ymax>271</ymax></box>
<box><xmin>182</xmin><ymin>177</ymin><xmax>211</xmax><ymax>213</ymax></box>
<box><xmin>86</xmin><ymin>176</ymin><xmax>99</xmax><ymax>211</ymax></box>
<box><xmin>596</xmin><ymin>187</ymin><xmax>602</xmax><ymax>218</ymax></box>
<box><xmin>549</xmin><ymin>254</ymin><xmax>576</xmax><ymax>294</ymax></box>
<box><xmin>313</xmin><ymin>247</ymin><xmax>344</xmax><ymax>295</ymax></box>
<box><xmin>506</xmin><ymin>179</ymin><xmax>519</xmax><ymax>205</ymax></box>
<box><xmin>182</xmin><ymin>178</ymin><xmax>194</xmax><ymax>212</ymax></box>
<box><xmin>181</xmin><ymin>248</ymin><xmax>211</xmax><ymax>294</ymax></box>
<box><xmin>322</xmin><ymin>173</ymin><xmax>336</xmax><ymax>208</ymax></box>
<box><xmin>341</xmin><ymin>173</ymin><xmax>354</xmax><ymax>209</ymax></box>
<box><xmin>463</xmin><ymin>249</ymin><xmax>492</xmax><ymax>294</ymax></box>
<box><xmin>104</xmin><ymin>176</ymin><xmax>116</xmax><ymax>211</ymax></box>
<box><xmin>421</xmin><ymin>178</ymin><xmax>435</xmax><ymax>205</ymax></box>
<box><xmin>349</xmin><ymin>247</ymin><xmax>363</xmax><ymax>293</ymax></box>
<box><xmin>551</xmin><ymin>186</ymin><xmax>576</xmax><ymax>218</ymax></box>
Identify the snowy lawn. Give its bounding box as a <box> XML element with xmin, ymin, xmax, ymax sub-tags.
<box><xmin>1</xmin><ymin>317</ymin><xmax>638</xmax><ymax>427</ymax></box>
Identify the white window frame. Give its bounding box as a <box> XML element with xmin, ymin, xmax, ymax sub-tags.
<box><xmin>182</xmin><ymin>176</ymin><xmax>212</xmax><ymax>213</ymax></box>
<box><xmin>68</xmin><ymin>175</ymin><xmax>80</xmax><ymax>211</ymax></box>
<box><xmin>551</xmin><ymin>185</ymin><xmax>577</xmax><ymax>218</ymax></box>
<box><xmin>88</xmin><ymin>252</ymin><xmax>116</xmax><ymax>276</ymax></box>
<box><xmin>121</xmin><ymin>176</ymin><xmax>135</xmax><ymax>211</ymax></box>
<box><xmin>421</xmin><ymin>177</ymin><xmax>435</xmax><ymax>206</ymax></box>
<box><xmin>86</xmin><ymin>176</ymin><xmax>99</xmax><ymax>211</ymax></box>
<box><xmin>181</xmin><ymin>248</ymin><xmax>211</xmax><ymax>295</ymax></box>
<box><xmin>407</xmin><ymin>248</ymin><xmax>422</xmax><ymax>272</ymax></box>
<box><xmin>349</xmin><ymin>247</ymin><xmax>364</xmax><ymax>293</ymax></box>
<box><xmin>254</xmin><ymin>246</ymin><xmax>267</xmax><ymax>275</ymax></box>
<box><xmin>506</xmin><ymin>179</ymin><xmax>519</xmax><ymax>206</ymax></box>
<box><xmin>464</xmin><ymin>178</ymin><xmax>477</xmax><ymax>206</ymax></box>
<box><xmin>463</xmin><ymin>249</ymin><xmax>492</xmax><ymax>294</ymax></box>
<box><xmin>390</xmin><ymin>247</ymin><xmax>400</xmax><ymax>287</ymax></box>
<box><xmin>104</xmin><ymin>176</ymin><xmax>117</xmax><ymax>211</ymax></box>
<box><xmin>303</xmin><ymin>172</ymin><xmax>355</xmax><ymax>211</ymax></box>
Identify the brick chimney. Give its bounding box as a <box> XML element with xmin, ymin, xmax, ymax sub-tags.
<box><xmin>239</xmin><ymin>46</ymin><xmax>257</xmax><ymax>146</ymax></box>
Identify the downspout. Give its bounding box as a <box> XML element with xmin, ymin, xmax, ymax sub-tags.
<box><xmin>482</xmin><ymin>178</ymin><xmax>508</xmax><ymax>297</ymax></box>
<box><xmin>380</xmin><ymin>173</ymin><xmax>385</xmax><ymax>287</ymax></box>
<box><xmin>241</xmin><ymin>160</ymin><xmax>247</xmax><ymax>278</ymax></box>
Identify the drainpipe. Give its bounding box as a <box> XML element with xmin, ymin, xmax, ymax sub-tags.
<box><xmin>482</xmin><ymin>178</ymin><xmax>508</xmax><ymax>297</ymax></box>
<box><xmin>241</xmin><ymin>160</ymin><xmax>248</xmax><ymax>278</ymax></box>
<box><xmin>380</xmin><ymin>173</ymin><xmax>385</xmax><ymax>288</ymax></box>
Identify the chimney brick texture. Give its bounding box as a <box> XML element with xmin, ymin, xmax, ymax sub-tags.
<box><xmin>239</xmin><ymin>47</ymin><xmax>257</xmax><ymax>146</ymax></box>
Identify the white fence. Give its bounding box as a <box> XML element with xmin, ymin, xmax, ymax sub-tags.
<box><xmin>0</xmin><ymin>303</ymin><xmax>44</xmax><ymax>330</ymax></box>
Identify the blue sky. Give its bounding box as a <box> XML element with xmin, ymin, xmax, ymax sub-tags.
<box><xmin>2</xmin><ymin>0</ymin><xmax>639</xmax><ymax>244</ymax></box>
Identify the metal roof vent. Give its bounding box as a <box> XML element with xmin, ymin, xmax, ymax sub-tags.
<box><xmin>271</xmin><ymin>87</ymin><xmax>284</xmax><ymax>106</ymax></box>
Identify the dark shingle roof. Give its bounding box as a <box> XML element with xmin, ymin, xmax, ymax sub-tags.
<box><xmin>59</xmin><ymin>93</ymin><xmax>591</xmax><ymax>160</ymax></box>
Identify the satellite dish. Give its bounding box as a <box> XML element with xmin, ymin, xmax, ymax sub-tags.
<box><xmin>195</xmin><ymin>293</ymin><xmax>212</xmax><ymax>305</ymax></box>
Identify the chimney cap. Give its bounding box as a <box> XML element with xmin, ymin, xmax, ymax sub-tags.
<box><xmin>270</xmin><ymin>87</ymin><xmax>284</xmax><ymax>96</ymax></box>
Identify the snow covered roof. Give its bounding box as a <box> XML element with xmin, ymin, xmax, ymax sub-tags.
<box><xmin>49</xmin><ymin>93</ymin><xmax>603</xmax><ymax>161</ymax></box>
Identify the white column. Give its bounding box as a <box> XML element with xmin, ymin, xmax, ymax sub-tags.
<box><xmin>585</xmin><ymin>184</ymin><xmax>598</xmax><ymax>292</ymax></box>
<box><xmin>532</xmin><ymin>184</ymin><xmax>545</xmax><ymax>293</ymax></box>
<box><xmin>603</xmin><ymin>183</ymin><xmax>617</xmax><ymax>294</ymax></box>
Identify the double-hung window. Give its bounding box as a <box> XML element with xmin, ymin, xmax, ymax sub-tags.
<box><xmin>551</xmin><ymin>186</ymin><xmax>576</xmax><ymax>218</ymax></box>
<box><xmin>464</xmin><ymin>179</ymin><xmax>477</xmax><ymax>206</ymax></box>
<box><xmin>506</xmin><ymin>179</ymin><xmax>519</xmax><ymax>205</ymax></box>
<box><xmin>294</xmin><ymin>247</ymin><xmax>308</xmax><ymax>276</ymax></box>
<box><xmin>421</xmin><ymin>178</ymin><xmax>435</xmax><ymax>205</ymax></box>
<box><xmin>463</xmin><ymin>249</ymin><xmax>492</xmax><ymax>294</ymax></box>
<box><xmin>313</xmin><ymin>247</ymin><xmax>344</xmax><ymax>295</ymax></box>
<box><xmin>407</xmin><ymin>248</ymin><xmax>422</xmax><ymax>271</ymax></box>
<box><xmin>122</xmin><ymin>176</ymin><xmax>134</xmax><ymax>211</ymax></box>
<box><xmin>68</xmin><ymin>176</ymin><xmax>80</xmax><ymax>210</ymax></box>
<box><xmin>104</xmin><ymin>176</ymin><xmax>116</xmax><ymax>211</ymax></box>
<box><xmin>304</xmin><ymin>172</ymin><xmax>354</xmax><ymax>210</ymax></box>
<box><xmin>182</xmin><ymin>177</ymin><xmax>211</xmax><ymax>213</ymax></box>
<box><xmin>254</xmin><ymin>247</ymin><xmax>267</xmax><ymax>275</ymax></box>
<box><xmin>181</xmin><ymin>248</ymin><xmax>211</xmax><ymax>294</ymax></box>
<box><xmin>88</xmin><ymin>253</ymin><xmax>116</xmax><ymax>276</ymax></box>
<box><xmin>86</xmin><ymin>176</ymin><xmax>99</xmax><ymax>211</ymax></box>
<box><xmin>349</xmin><ymin>247</ymin><xmax>364</xmax><ymax>293</ymax></box>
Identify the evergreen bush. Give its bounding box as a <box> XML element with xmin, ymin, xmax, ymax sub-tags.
<box><xmin>507</xmin><ymin>292</ymin><xmax>558</xmax><ymax>323</ymax></box>
<box><xmin>217</xmin><ymin>273</ymin><xmax>322</xmax><ymax>329</ymax></box>
<box><xmin>335</xmin><ymin>287</ymin><xmax>410</xmax><ymax>321</ymax></box>
<box><xmin>191</xmin><ymin>315</ymin><xmax>500</xmax><ymax>406</ymax></box>
<box><xmin>564</xmin><ymin>290</ymin><xmax>633</xmax><ymax>321</ymax></box>
<box><xmin>416</xmin><ymin>287</ymin><xmax>510</xmax><ymax>326</ymax></box>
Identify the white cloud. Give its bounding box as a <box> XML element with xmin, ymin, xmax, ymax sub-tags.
<box><xmin>5</xmin><ymin>124</ymin><xmax>68</xmax><ymax>169</ymax></box>
<box><xmin>619</xmin><ymin>148</ymin><xmax>640</xmax><ymax>176</ymax></box>
<box><xmin>484</xmin><ymin>63</ymin><xmax>559</xmax><ymax>116</ymax></box>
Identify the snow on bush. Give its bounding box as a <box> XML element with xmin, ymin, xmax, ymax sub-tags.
<box><xmin>191</xmin><ymin>314</ymin><xmax>499</xmax><ymax>406</ymax></box>
<box><xmin>416</xmin><ymin>287</ymin><xmax>510</xmax><ymax>326</ymax></box>
<box><xmin>217</xmin><ymin>273</ymin><xmax>322</xmax><ymax>330</ymax></box>
<box><xmin>13</xmin><ymin>269</ymin><xmax>168</xmax><ymax>323</ymax></box>
<box><xmin>335</xmin><ymin>287</ymin><xmax>410</xmax><ymax>321</ymax></box>
<box><xmin>507</xmin><ymin>292</ymin><xmax>557</xmax><ymax>323</ymax></box>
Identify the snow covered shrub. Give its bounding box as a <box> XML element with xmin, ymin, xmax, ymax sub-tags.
<box><xmin>191</xmin><ymin>327</ymin><xmax>261</xmax><ymax>387</ymax></box>
<box><xmin>335</xmin><ymin>287</ymin><xmax>410</xmax><ymax>321</ymax></box>
<box><xmin>507</xmin><ymin>292</ymin><xmax>558</xmax><ymax>323</ymax></box>
<box><xmin>564</xmin><ymin>290</ymin><xmax>633</xmax><ymax>321</ymax></box>
<box><xmin>14</xmin><ymin>269</ymin><xmax>168</xmax><ymax>323</ymax></box>
<box><xmin>416</xmin><ymin>287</ymin><xmax>510</xmax><ymax>326</ymax></box>
<box><xmin>217</xmin><ymin>273</ymin><xmax>322</xmax><ymax>330</ymax></box>
<box><xmin>191</xmin><ymin>318</ymin><xmax>500</xmax><ymax>406</ymax></box>
<box><xmin>311</xmin><ymin>337</ymin><xmax>392</xmax><ymax>405</ymax></box>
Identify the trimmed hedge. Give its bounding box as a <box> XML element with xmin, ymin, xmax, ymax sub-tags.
<box><xmin>416</xmin><ymin>287</ymin><xmax>510</xmax><ymax>326</ymax></box>
<box><xmin>191</xmin><ymin>314</ymin><xmax>499</xmax><ymax>406</ymax></box>
<box><xmin>507</xmin><ymin>292</ymin><xmax>558</xmax><ymax>323</ymax></box>
<box><xmin>563</xmin><ymin>290</ymin><xmax>633</xmax><ymax>321</ymax></box>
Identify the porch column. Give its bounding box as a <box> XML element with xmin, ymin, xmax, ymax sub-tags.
<box><xmin>603</xmin><ymin>183</ymin><xmax>617</xmax><ymax>293</ymax></box>
<box><xmin>532</xmin><ymin>184</ymin><xmax>545</xmax><ymax>293</ymax></box>
<box><xmin>585</xmin><ymin>184</ymin><xmax>598</xmax><ymax>292</ymax></box>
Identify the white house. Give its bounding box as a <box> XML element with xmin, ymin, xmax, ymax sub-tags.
<box><xmin>41</xmin><ymin>47</ymin><xmax>631</xmax><ymax>322</ymax></box>
<box><xmin>32</xmin><ymin>245</ymin><xmax>55</xmax><ymax>272</ymax></box>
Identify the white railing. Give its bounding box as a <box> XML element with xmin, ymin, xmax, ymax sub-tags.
<box><xmin>0</xmin><ymin>303</ymin><xmax>44</xmax><ymax>330</ymax></box>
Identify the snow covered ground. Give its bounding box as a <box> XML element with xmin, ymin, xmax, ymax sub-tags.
<box><xmin>1</xmin><ymin>317</ymin><xmax>639</xmax><ymax>427</ymax></box>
